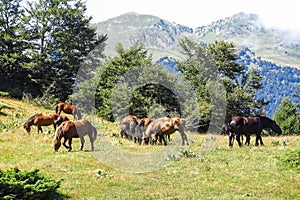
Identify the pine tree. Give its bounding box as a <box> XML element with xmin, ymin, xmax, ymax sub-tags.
<box><xmin>0</xmin><ymin>0</ymin><xmax>34</xmax><ymax>97</ymax></box>
<box><xmin>24</xmin><ymin>0</ymin><xmax>106</xmax><ymax>100</ymax></box>
<box><xmin>274</xmin><ymin>98</ymin><xmax>300</xmax><ymax>135</ymax></box>
<box><xmin>177</xmin><ymin>38</ymin><xmax>266</xmax><ymax>129</ymax></box>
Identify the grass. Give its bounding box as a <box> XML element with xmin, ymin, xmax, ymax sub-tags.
<box><xmin>0</xmin><ymin>97</ymin><xmax>300</xmax><ymax>199</ymax></box>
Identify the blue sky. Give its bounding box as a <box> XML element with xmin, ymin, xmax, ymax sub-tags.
<box><xmin>86</xmin><ymin>0</ymin><xmax>300</xmax><ymax>35</ymax></box>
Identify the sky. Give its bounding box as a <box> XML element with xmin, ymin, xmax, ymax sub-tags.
<box><xmin>86</xmin><ymin>0</ymin><xmax>300</xmax><ymax>35</ymax></box>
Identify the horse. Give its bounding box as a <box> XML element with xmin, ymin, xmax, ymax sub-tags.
<box><xmin>23</xmin><ymin>113</ymin><xmax>42</xmax><ymax>134</ymax></box>
<box><xmin>228</xmin><ymin>115</ymin><xmax>282</xmax><ymax>147</ymax></box>
<box><xmin>130</xmin><ymin>118</ymin><xmax>154</xmax><ymax>144</ymax></box>
<box><xmin>55</xmin><ymin>102</ymin><xmax>81</xmax><ymax>120</ymax></box>
<box><xmin>54</xmin><ymin>115</ymin><xmax>70</xmax><ymax>126</ymax></box>
<box><xmin>33</xmin><ymin>113</ymin><xmax>60</xmax><ymax>134</ymax></box>
<box><xmin>143</xmin><ymin>117</ymin><xmax>189</xmax><ymax>146</ymax></box>
<box><xmin>52</xmin><ymin>119</ymin><xmax>97</xmax><ymax>152</ymax></box>
<box><xmin>120</xmin><ymin>115</ymin><xmax>139</xmax><ymax>139</ymax></box>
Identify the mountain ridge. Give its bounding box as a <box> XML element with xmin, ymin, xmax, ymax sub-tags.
<box><xmin>93</xmin><ymin>12</ymin><xmax>300</xmax><ymax>68</ymax></box>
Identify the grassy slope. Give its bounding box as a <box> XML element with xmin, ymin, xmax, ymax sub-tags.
<box><xmin>0</xmin><ymin>97</ymin><xmax>299</xmax><ymax>199</ymax></box>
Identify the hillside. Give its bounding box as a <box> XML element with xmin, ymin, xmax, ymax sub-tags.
<box><xmin>0</xmin><ymin>97</ymin><xmax>300</xmax><ymax>199</ymax></box>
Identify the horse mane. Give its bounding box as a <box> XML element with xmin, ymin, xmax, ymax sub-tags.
<box><xmin>24</xmin><ymin>113</ymin><xmax>42</xmax><ymax>126</ymax></box>
<box><xmin>255</xmin><ymin>115</ymin><xmax>272</xmax><ymax>120</ymax></box>
<box><xmin>54</xmin><ymin>122</ymin><xmax>66</xmax><ymax>140</ymax></box>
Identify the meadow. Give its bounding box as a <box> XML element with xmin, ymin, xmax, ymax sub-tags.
<box><xmin>0</xmin><ymin>97</ymin><xmax>299</xmax><ymax>199</ymax></box>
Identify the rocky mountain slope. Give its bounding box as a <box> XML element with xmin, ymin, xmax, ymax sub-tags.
<box><xmin>94</xmin><ymin>12</ymin><xmax>300</xmax><ymax>68</ymax></box>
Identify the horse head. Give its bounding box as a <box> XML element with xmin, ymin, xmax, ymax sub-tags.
<box><xmin>172</xmin><ymin>117</ymin><xmax>183</xmax><ymax>130</ymax></box>
<box><xmin>52</xmin><ymin>123</ymin><xmax>66</xmax><ymax>151</ymax></box>
<box><xmin>271</xmin><ymin>121</ymin><xmax>282</xmax><ymax>135</ymax></box>
<box><xmin>23</xmin><ymin>123</ymin><xmax>31</xmax><ymax>134</ymax></box>
<box><xmin>54</xmin><ymin>115</ymin><xmax>69</xmax><ymax>126</ymax></box>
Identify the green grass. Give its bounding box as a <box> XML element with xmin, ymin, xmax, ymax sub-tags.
<box><xmin>0</xmin><ymin>97</ymin><xmax>300</xmax><ymax>199</ymax></box>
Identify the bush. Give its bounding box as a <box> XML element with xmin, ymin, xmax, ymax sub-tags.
<box><xmin>0</xmin><ymin>168</ymin><xmax>62</xmax><ymax>200</ymax></box>
<box><xmin>277</xmin><ymin>148</ymin><xmax>300</xmax><ymax>173</ymax></box>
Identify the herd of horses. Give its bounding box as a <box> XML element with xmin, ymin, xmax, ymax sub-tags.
<box><xmin>22</xmin><ymin>102</ymin><xmax>283</xmax><ymax>152</ymax></box>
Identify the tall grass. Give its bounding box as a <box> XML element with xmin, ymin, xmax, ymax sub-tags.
<box><xmin>0</xmin><ymin>97</ymin><xmax>299</xmax><ymax>199</ymax></box>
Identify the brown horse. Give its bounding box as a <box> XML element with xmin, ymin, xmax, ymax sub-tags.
<box><xmin>143</xmin><ymin>117</ymin><xmax>188</xmax><ymax>146</ymax></box>
<box><xmin>33</xmin><ymin>113</ymin><xmax>60</xmax><ymax>134</ymax></box>
<box><xmin>23</xmin><ymin>113</ymin><xmax>42</xmax><ymax>134</ymax></box>
<box><xmin>53</xmin><ymin>119</ymin><xmax>97</xmax><ymax>152</ymax></box>
<box><xmin>228</xmin><ymin>115</ymin><xmax>282</xmax><ymax>147</ymax></box>
<box><xmin>134</xmin><ymin>118</ymin><xmax>154</xmax><ymax>144</ymax></box>
<box><xmin>120</xmin><ymin>115</ymin><xmax>139</xmax><ymax>139</ymax></box>
<box><xmin>54</xmin><ymin>115</ymin><xmax>70</xmax><ymax>126</ymax></box>
<box><xmin>55</xmin><ymin>102</ymin><xmax>81</xmax><ymax>120</ymax></box>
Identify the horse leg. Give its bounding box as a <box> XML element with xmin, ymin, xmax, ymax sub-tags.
<box><xmin>161</xmin><ymin>135</ymin><xmax>167</xmax><ymax>146</ymax></box>
<box><xmin>245</xmin><ymin>135</ymin><xmax>251</xmax><ymax>146</ymax></box>
<box><xmin>229</xmin><ymin>132</ymin><xmax>234</xmax><ymax>147</ymax></box>
<box><xmin>37</xmin><ymin>125</ymin><xmax>42</xmax><ymax>134</ymax></box>
<box><xmin>88</xmin><ymin>134</ymin><xmax>94</xmax><ymax>151</ymax></box>
<box><xmin>255</xmin><ymin>134</ymin><xmax>261</xmax><ymax>146</ymax></box>
<box><xmin>63</xmin><ymin>138</ymin><xmax>70</xmax><ymax>150</ymax></box>
<box><xmin>79</xmin><ymin>137</ymin><xmax>85</xmax><ymax>150</ymax></box>
<box><xmin>179</xmin><ymin>129</ymin><xmax>189</xmax><ymax>145</ymax></box>
<box><xmin>256</xmin><ymin>134</ymin><xmax>264</xmax><ymax>146</ymax></box>
<box><xmin>236</xmin><ymin>133</ymin><xmax>242</xmax><ymax>147</ymax></box>
<box><xmin>259</xmin><ymin>135</ymin><xmax>264</xmax><ymax>146</ymax></box>
<box><xmin>67</xmin><ymin>138</ymin><xmax>73</xmax><ymax>152</ymax></box>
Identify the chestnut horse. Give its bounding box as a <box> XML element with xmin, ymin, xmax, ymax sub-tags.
<box><xmin>53</xmin><ymin>119</ymin><xmax>97</xmax><ymax>152</ymax></box>
<box><xmin>228</xmin><ymin>115</ymin><xmax>282</xmax><ymax>147</ymax></box>
<box><xmin>55</xmin><ymin>102</ymin><xmax>81</xmax><ymax>120</ymax></box>
<box><xmin>54</xmin><ymin>115</ymin><xmax>70</xmax><ymax>126</ymax></box>
<box><xmin>134</xmin><ymin>118</ymin><xmax>153</xmax><ymax>144</ymax></box>
<box><xmin>23</xmin><ymin>113</ymin><xmax>42</xmax><ymax>134</ymax></box>
<box><xmin>143</xmin><ymin>117</ymin><xmax>188</xmax><ymax>146</ymax></box>
<box><xmin>33</xmin><ymin>113</ymin><xmax>60</xmax><ymax>134</ymax></box>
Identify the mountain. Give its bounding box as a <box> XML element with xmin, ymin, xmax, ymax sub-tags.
<box><xmin>93</xmin><ymin>12</ymin><xmax>300</xmax><ymax>68</ymax></box>
<box><xmin>93</xmin><ymin>12</ymin><xmax>192</xmax><ymax>59</ymax></box>
<box><xmin>195</xmin><ymin>12</ymin><xmax>300</xmax><ymax>68</ymax></box>
<box><xmin>93</xmin><ymin>12</ymin><xmax>300</xmax><ymax>117</ymax></box>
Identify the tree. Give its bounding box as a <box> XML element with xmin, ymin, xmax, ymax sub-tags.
<box><xmin>73</xmin><ymin>42</ymin><xmax>198</xmax><ymax>123</ymax></box>
<box><xmin>24</xmin><ymin>0</ymin><xmax>106</xmax><ymax>100</ymax></box>
<box><xmin>177</xmin><ymin>38</ymin><xmax>266</xmax><ymax>129</ymax></box>
<box><xmin>274</xmin><ymin>97</ymin><xmax>300</xmax><ymax>135</ymax></box>
<box><xmin>0</xmin><ymin>0</ymin><xmax>34</xmax><ymax>97</ymax></box>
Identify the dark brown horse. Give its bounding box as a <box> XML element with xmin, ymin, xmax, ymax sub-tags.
<box><xmin>55</xmin><ymin>102</ymin><xmax>81</xmax><ymax>120</ymax></box>
<box><xmin>23</xmin><ymin>113</ymin><xmax>42</xmax><ymax>134</ymax></box>
<box><xmin>53</xmin><ymin>119</ymin><xmax>97</xmax><ymax>152</ymax></box>
<box><xmin>33</xmin><ymin>113</ymin><xmax>60</xmax><ymax>134</ymax></box>
<box><xmin>143</xmin><ymin>117</ymin><xmax>188</xmax><ymax>146</ymax></box>
<box><xmin>228</xmin><ymin>115</ymin><xmax>282</xmax><ymax>147</ymax></box>
<box><xmin>120</xmin><ymin>115</ymin><xmax>139</xmax><ymax>139</ymax></box>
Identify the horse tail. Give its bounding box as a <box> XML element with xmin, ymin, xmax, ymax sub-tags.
<box><xmin>92</xmin><ymin>126</ymin><xmax>97</xmax><ymax>142</ymax></box>
<box><xmin>55</xmin><ymin>103</ymin><xmax>59</xmax><ymax>114</ymax></box>
<box><xmin>77</xmin><ymin>109</ymin><xmax>82</xmax><ymax>120</ymax></box>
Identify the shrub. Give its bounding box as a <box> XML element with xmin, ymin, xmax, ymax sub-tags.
<box><xmin>277</xmin><ymin>148</ymin><xmax>300</xmax><ymax>173</ymax></box>
<box><xmin>0</xmin><ymin>168</ymin><xmax>62</xmax><ymax>200</ymax></box>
